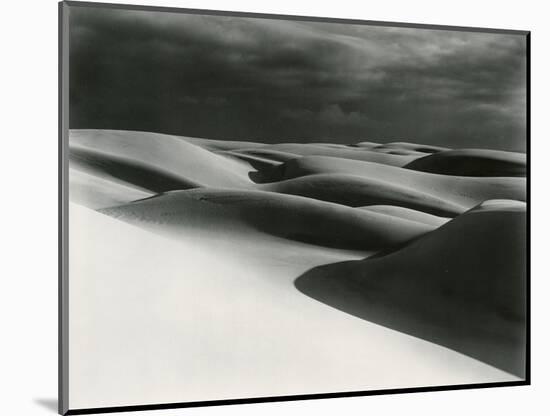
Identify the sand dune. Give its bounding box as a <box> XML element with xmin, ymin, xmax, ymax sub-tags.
<box><xmin>68</xmin><ymin>129</ymin><xmax>527</xmax><ymax>404</ymax></box>
<box><xmin>406</xmin><ymin>148</ymin><xmax>527</xmax><ymax>176</ymax></box>
<box><xmin>70</xmin><ymin>130</ymin><xmax>254</xmax><ymax>189</ymax></box>
<box><xmin>295</xmin><ymin>200</ymin><xmax>527</xmax><ymax>376</ymax></box>
<box><xmin>263</xmin><ymin>174</ymin><xmax>465</xmax><ymax>217</ymax></box>
<box><xmin>70</xmin><ymin>131</ymin><xmax>525</xmax><ymax>214</ymax></box>
<box><xmin>70</xmin><ymin>146</ymin><xmax>204</xmax><ymax>193</ymax></box>
<box><xmin>100</xmin><ymin>188</ymin><xmax>436</xmax><ymax>252</ymax></box>
<box><xmin>271</xmin><ymin>155</ymin><xmax>525</xmax><ymax>212</ymax></box>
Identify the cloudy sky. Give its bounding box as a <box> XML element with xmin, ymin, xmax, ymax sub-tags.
<box><xmin>69</xmin><ymin>5</ymin><xmax>527</xmax><ymax>151</ymax></box>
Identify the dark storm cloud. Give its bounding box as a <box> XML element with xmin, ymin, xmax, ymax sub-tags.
<box><xmin>69</xmin><ymin>6</ymin><xmax>527</xmax><ymax>151</ymax></box>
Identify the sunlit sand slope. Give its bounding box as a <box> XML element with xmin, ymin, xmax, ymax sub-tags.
<box><xmin>69</xmin><ymin>202</ymin><xmax>518</xmax><ymax>409</ymax></box>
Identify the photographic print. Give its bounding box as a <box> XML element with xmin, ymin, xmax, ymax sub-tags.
<box><xmin>59</xmin><ymin>1</ymin><xmax>529</xmax><ymax>414</ymax></box>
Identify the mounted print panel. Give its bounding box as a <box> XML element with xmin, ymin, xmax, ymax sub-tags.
<box><xmin>59</xmin><ymin>1</ymin><xmax>529</xmax><ymax>414</ymax></box>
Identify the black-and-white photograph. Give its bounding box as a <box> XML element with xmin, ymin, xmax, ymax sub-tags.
<box><xmin>61</xmin><ymin>1</ymin><xmax>528</xmax><ymax>413</ymax></box>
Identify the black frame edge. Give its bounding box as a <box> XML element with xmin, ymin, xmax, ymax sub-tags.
<box><xmin>58</xmin><ymin>2</ymin><xmax>63</xmax><ymax>414</ymax></box>
<box><xmin>59</xmin><ymin>1</ymin><xmax>70</xmax><ymax>415</ymax></box>
<box><xmin>524</xmin><ymin>30</ymin><xmax>531</xmax><ymax>385</ymax></box>
<box><xmin>66</xmin><ymin>380</ymin><xmax>529</xmax><ymax>415</ymax></box>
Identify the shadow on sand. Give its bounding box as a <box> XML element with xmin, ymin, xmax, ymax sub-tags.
<box><xmin>295</xmin><ymin>209</ymin><xmax>527</xmax><ymax>378</ymax></box>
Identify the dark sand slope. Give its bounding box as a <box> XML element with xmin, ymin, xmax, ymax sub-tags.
<box><xmin>100</xmin><ymin>188</ymin><xmax>436</xmax><ymax>252</ymax></box>
<box><xmin>406</xmin><ymin>149</ymin><xmax>527</xmax><ymax>177</ymax></box>
<box><xmin>70</xmin><ymin>130</ymin><xmax>255</xmax><ymax>189</ymax></box>
<box><xmin>263</xmin><ymin>174</ymin><xmax>465</xmax><ymax>217</ymax></box>
<box><xmin>295</xmin><ymin>200</ymin><xmax>527</xmax><ymax>377</ymax></box>
<box><xmin>270</xmin><ymin>156</ymin><xmax>526</xmax><ymax>211</ymax></box>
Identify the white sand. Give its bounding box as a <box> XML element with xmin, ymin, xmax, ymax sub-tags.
<box><xmin>69</xmin><ymin>202</ymin><xmax>517</xmax><ymax>410</ymax></box>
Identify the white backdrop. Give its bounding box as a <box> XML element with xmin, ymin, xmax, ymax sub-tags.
<box><xmin>1</xmin><ymin>0</ymin><xmax>546</xmax><ymax>414</ymax></box>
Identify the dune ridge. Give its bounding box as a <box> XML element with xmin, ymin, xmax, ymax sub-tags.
<box><xmin>100</xmin><ymin>188</ymin><xmax>436</xmax><ymax>252</ymax></box>
<box><xmin>267</xmin><ymin>155</ymin><xmax>525</xmax><ymax>212</ymax></box>
<box><xmin>262</xmin><ymin>173</ymin><xmax>465</xmax><ymax>217</ymax></box>
<box><xmin>70</xmin><ymin>131</ymin><xmax>524</xmax><ymax>218</ymax></box>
